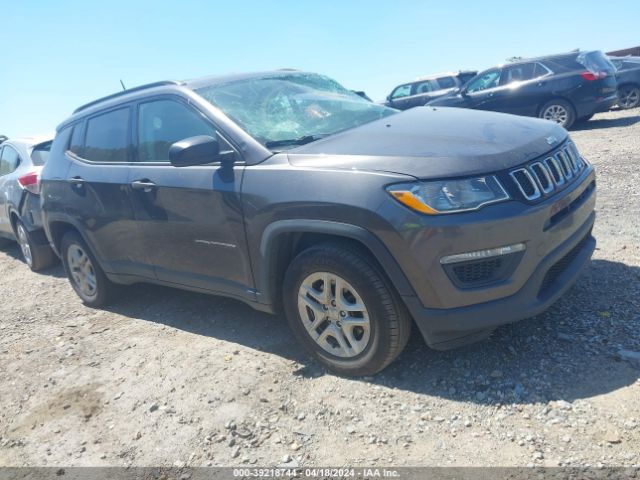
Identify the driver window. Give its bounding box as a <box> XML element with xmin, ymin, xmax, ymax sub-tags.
<box><xmin>391</xmin><ymin>84</ymin><xmax>411</xmax><ymax>99</ymax></box>
<box><xmin>466</xmin><ymin>70</ymin><xmax>501</xmax><ymax>93</ymax></box>
<box><xmin>137</xmin><ymin>99</ymin><xmax>230</xmax><ymax>163</ymax></box>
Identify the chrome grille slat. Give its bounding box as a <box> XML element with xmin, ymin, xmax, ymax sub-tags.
<box><xmin>556</xmin><ymin>150</ymin><xmax>574</xmax><ymax>179</ymax></box>
<box><xmin>509</xmin><ymin>168</ymin><xmax>541</xmax><ymax>200</ymax></box>
<box><xmin>509</xmin><ymin>142</ymin><xmax>586</xmax><ymax>201</ymax></box>
<box><xmin>529</xmin><ymin>162</ymin><xmax>554</xmax><ymax>194</ymax></box>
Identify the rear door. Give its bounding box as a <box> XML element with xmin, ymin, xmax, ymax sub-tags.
<box><xmin>495</xmin><ymin>62</ymin><xmax>550</xmax><ymax>116</ymax></box>
<box><xmin>64</xmin><ymin>106</ymin><xmax>152</xmax><ymax>277</ymax></box>
<box><xmin>127</xmin><ymin>96</ymin><xmax>254</xmax><ymax>299</ymax></box>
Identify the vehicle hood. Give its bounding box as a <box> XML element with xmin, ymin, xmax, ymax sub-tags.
<box><xmin>287</xmin><ymin>107</ymin><xmax>568</xmax><ymax>178</ymax></box>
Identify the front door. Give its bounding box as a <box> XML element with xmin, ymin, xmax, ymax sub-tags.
<box><xmin>127</xmin><ymin>97</ymin><xmax>254</xmax><ymax>299</ymax></box>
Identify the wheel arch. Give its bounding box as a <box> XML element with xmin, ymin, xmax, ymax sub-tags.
<box><xmin>257</xmin><ymin>220</ymin><xmax>416</xmax><ymax>312</ymax></box>
<box><xmin>537</xmin><ymin>96</ymin><xmax>577</xmax><ymax>117</ymax></box>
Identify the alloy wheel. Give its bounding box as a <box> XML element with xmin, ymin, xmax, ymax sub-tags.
<box><xmin>619</xmin><ymin>86</ymin><xmax>640</xmax><ymax>109</ymax></box>
<box><xmin>16</xmin><ymin>224</ymin><xmax>32</xmax><ymax>267</ymax></box>
<box><xmin>297</xmin><ymin>272</ymin><xmax>371</xmax><ymax>358</ymax></box>
<box><xmin>542</xmin><ymin>104</ymin><xmax>569</xmax><ymax>125</ymax></box>
<box><xmin>67</xmin><ymin>245</ymin><xmax>97</xmax><ymax>298</ymax></box>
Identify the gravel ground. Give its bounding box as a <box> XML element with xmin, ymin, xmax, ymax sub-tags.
<box><xmin>0</xmin><ymin>108</ymin><xmax>639</xmax><ymax>468</ymax></box>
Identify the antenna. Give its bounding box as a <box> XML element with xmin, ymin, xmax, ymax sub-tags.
<box><xmin>119</xmin><ymin>79</ymin><xmax>127</xmax><ymax>91</ymax></box>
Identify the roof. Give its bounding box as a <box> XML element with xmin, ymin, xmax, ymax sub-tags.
<box><xmin>413</xmin><ymin>70</ymin><xmax>477</xmax><ymax>81</ymax></box>
<box><xmin>505</xmin><ymin>50</ymin><xmax>589</xmax><ymax>65</ymax></box>
<box><xmin>72</xmin><ymin>70</ymin><xmax>309</xmax><ymax>115</ymax></box>
<box><xmin>3</xmin><ymin>135</ymin><xmax>53</xmax><ymax>149</ymax></box>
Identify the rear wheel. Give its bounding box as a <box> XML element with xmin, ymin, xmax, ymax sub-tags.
<box><xmin>15</xmin><ymin>219</ymin><xmax>56</xmax><ymax>271</ymax></box>
<box><xmin>60</xmin><ymin>231</ymin><xmax>116</xmax><ymax>307</ymax></box>
<box><xmin>539</xmin><ymin>99</ymin><xmax>576</xmax><ymax>129</ymax></box>
<box><xmin>283</xmin><ymin>242</ymin><xmax>411</xmax><ymax>376</ymax></box>
<box><xmin>618</xmin><ymin>85</ymin><xmax>640</xmax><ymax>109</ymax></box>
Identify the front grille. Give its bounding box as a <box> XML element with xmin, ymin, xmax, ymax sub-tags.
<box><xmin>538</xmin><ymin>232</ymin><xmax>591</xmax><ymax>298</ymax></box>
<box><xmin>509</xmin><ymin>142</ymin><xmax>586</xmax><ymax>201</ymax></box>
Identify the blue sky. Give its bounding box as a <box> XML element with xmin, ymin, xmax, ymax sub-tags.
<box><xmin>1</xmin><ymin>0</ymin><xmax>638</xmax><ymax>137</ymax></box>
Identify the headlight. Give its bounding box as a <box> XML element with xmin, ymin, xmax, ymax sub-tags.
<box><xmin>387</xmin><ymin>176</ymin><xmax>510</xmax><ymax>215</ymax></box>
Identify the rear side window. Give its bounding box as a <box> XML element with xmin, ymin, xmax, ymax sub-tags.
<box><xmin>30</xmin><ymin>141</ymin><xmax>52</xmax><ymax>166</ymax></box>
<box><xmin>84</xmin><ymin>108</ymin><xmax>130</xmax><ymax>163</ymax></box>
<box><xmin>137</xmin><ymin>99</ymin><xmax>219</xmax><ymax>163</ymax></box>
<box><xmin>436</xmin><ymin>77</ymin><xmax>456</xmax><ymax>89</ymax></box>
<box><xmin>0</xmin><ymin>145</ymin><xmax>20</xmax><ymax>176</ymax></box>
<box><xmin>413</xmin><ymin>81</ymin><xmax>434</xmax><ymax>94</ymax></box>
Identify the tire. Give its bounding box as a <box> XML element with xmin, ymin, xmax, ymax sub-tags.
<box><xmin>539</xmin><ymin>99</ymin><xmax>576</xmax><ymax>129</ymax></box>
<box><xmin>283</xmin><ymin>242</ymin><xmax>412</xmax><ymax>376</ymax></box>
<box><xmin>60</xmin><ymin>231</ymin><xmax>116</xmax><ymax>307</ymax></box>
<box><xmin>618</xmin><ymin>85</ymin><xmax>640</xmax><ymax>110</ymax></box>
<box><xmin>14</xmin><ymin>219</ymin><xmax>56</xmax><ymax>271</ymax></box>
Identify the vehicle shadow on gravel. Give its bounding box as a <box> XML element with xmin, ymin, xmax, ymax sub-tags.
<box><xmin>0</xmin><ymin>243</ymin><xmax>64</xmax><ymax>277</ymax></box>
<box><xmin>573</xmin><ymin>113</ymin><xmax>640</xmax><ymax>131</ymax></box>
<box><xmin>101</xmin><ymin>258</ymin><xmax>639</xmax><ymax>406</ymax></box>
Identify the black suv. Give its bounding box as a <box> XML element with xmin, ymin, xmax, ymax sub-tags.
<box><xmin>428</xmin><ymin>51</ymin><xmax>618</xmax><ymax>129</ymax></box>
<box><xmin>609</xmin><ymin>56</ymin><xmax>640</xmax><ymax>109</ymax></box>
<box><xmin>42</xmin><ymin>71</ymin><xmax>596</xmax><ymax>375</ymax></box>
<box><xmin>384</xmin><ymin>71</ymin><xmax>477</xmax><ymax>110</ymax></box>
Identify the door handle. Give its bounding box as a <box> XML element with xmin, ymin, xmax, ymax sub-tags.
<box><xmin>130</xmin><ymin>179</ymin><xmax>157</xmax><ymax>192</ymax></box>
<box><xmin>68</xmin><ymin>176</ymin><xmax>85</xmax><ymax>187</ymax></box>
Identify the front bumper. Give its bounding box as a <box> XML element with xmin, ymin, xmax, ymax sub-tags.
<box><xmin>404</xmin><ymin>213</ymin><xmax>595</xmax><ymax>349</ymax></box>
<box><xmin>379</xmin><ymin>165</ymin><xmax>597</xmax><ymax>349</ymax></box>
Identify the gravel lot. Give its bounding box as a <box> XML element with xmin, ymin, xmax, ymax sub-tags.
<box><xmin>0</xmin><ymin>108</ymin><xmax>639</xmax><ymax>468</ymax></box>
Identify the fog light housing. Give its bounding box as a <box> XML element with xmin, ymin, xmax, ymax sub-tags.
<box><xmin>440</xmin><ymin>243</ymin><xmax>526</xmax><ymax>265</ymax></box>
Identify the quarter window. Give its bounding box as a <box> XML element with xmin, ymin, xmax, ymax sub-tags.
<box><xmin>84</xmin><ymin>108</ymin><xmax>130</xmax><ymax>163</ymax></box>
<box><xmin>69</xmin><ymin>123</ymin><xmax>84</xmax><ymax>157</ymax></box>
<box><xmin>137</xmin><ymin>99</ymin><xmax>220</xmax><ymax>163</ymax></box>
<box><xmin>0</xmin><ymin>145</ymin><xmax>20</xmax><ymax>176</ymax></box>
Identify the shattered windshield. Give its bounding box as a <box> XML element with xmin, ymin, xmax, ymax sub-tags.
<box><xmin>194</xmin><ymin>73</ymin><xmax>397</xmax><ymax>150</ymax></box>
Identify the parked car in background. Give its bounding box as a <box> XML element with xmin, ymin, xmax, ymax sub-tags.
<box><xmin>609</xmin><ymin>56</ymin><xmax>640</xmax><ymax>109</ymax></box>
<box><xmin>428</xmin><ymin>51</ymin><xmax>618</xmax><ymax>129</ymax></box>
<box><xmin>0</xmin><ymin>135</ymin><xmax>8</xmax><ymax>144</ymax></box>
<box><xmin>384</xmin><ymin>71</ymin><xmax>477</xmax><ymax>110</ymax></box>
<box><xmin>0</xmin><ymin>136</ymin><xmax>57</xmax><ymax>271</ymax></box>
<box><xmin>42</xmin><ymin>71</ymin><xmax>595</xmax><ymax>375</ymax></box>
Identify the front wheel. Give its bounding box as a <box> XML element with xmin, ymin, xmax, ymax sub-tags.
<box><xmin>283</xmin><ymin>243</ymin><xmax>412</xmax><ymax>376</ymax></box>
<box><xmin>60</xmin><ymin>231</ymin><xmax>116</xmax><ymax>307</ymax></box>
<box><xmin>618</xmin><ymin>85</ymin><xmax>640</xmax><ymax>109</ymax></box>
<box><xmin>539</xmin><ymin>99</ymin><xmax>576</xmax><ymax>129</ymax></box>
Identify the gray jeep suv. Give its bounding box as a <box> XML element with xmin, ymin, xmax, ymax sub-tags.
<box><xmin>41</xmin><ymin>71</ymin><xmax>596</xmax><ymax>376</ymax></box>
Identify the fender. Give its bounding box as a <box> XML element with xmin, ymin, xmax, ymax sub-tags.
<box><xmin>42</xmin><ymin>212</ymin><xmax>100</xmax><ymax>261</ymax></box>
<box><xmin>257</xmin><ymin>219</ymin><xmax>416</xmax><ymax>307</ymax></box>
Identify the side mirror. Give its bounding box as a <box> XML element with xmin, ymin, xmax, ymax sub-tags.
<box><xmin>460</xmin><ymin>88</ymin><xmax>469</xmax><ymax>97</ymax></box>
<box><xmin>169</xmin><ymin>135</ymin><xmax>220</xmax><ymax>167</ymax></box>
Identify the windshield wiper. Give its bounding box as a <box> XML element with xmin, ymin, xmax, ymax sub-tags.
<box><xmin>265</xmin><ymin>134</ymin><xmax>331</xmax><ymax>149</ymax></box>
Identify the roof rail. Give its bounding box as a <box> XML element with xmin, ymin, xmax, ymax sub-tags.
<box><xmin>73</xmin><ymin>80</ymin><xmax>183</xmax><ymax>114</ymax></box>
